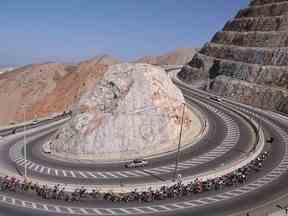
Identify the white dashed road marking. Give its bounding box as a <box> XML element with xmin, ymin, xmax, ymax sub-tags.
<box><xmin>10</xmin><ymin>97</ymin><xmax>241</xmax><ymax>180</ymax></box>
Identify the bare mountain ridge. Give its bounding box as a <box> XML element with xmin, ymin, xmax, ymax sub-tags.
<box><xmin>80</xmin><ymin>54</ymin><xmax>121</xmax><ymax>66</ymax></box>
<box><xmin>135</xmin><ymin>48</ymin><xmax>198</xmax><ymax>66</ymax></box>
<box><xmin>0</xmin><ymin>54</ymin><xmax>120</xmax><ymax>126</ymax></box>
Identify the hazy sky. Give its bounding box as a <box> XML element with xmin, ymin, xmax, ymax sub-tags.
<box><xmin>0</xmin><ymin>0</ymin><xmax>248</xmax><ymax>66</ymax></box>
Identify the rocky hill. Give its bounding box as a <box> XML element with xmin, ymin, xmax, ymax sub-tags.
<box><xmin>0</xmin><ymin>56</ymin><xmax>119</xmax><ymax>126</ymax></box>
<box><xmin>50</xmin><ymin>63</ymin><xmax>195</xmax><ymax>161</ymax></box>
<box><xmin>178</xmin><ymin>0</ymin><xmax>288</xmax><ymax>114</ymax></box>
<box><xmin>25</xmin><ymin>64</ymin><xmax>108</xmax><ymax>122</ymax></box>
<box><xmin>0</xmin><ymin>63</ymin><xmax>71</xmax><ymax>126</ymax></box>
<box><xmin>136</xmin><ymin>48</ymin><xmax>198</xmax><ymax>66</ymax></box>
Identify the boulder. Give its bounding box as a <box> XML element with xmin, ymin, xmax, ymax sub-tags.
<box><xmin>51</xmin><ymin>63</ymin><xmax>195</xmax><ymax>160</ymax></box>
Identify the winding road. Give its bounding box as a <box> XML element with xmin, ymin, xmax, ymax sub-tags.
<box><xmin>0</xmin><ymin>72</ymin><xmax>287</xmax><ymax>216</ymax></box>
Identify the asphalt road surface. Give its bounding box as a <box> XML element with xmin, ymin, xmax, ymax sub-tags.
<box><xmin>0</xmin><ymin>80</ymin><xmax>286</xmax><ymax>216</ymax></box>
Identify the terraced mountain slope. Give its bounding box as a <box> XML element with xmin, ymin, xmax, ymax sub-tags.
<box><xmin>178</xmin><ymin>0</ymin><xmax>288</xmax><ymax>113</ymax></box>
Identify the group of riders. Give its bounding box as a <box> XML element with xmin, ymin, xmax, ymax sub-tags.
<box><xmin>0</xmin><ymin>151</ymin><xmax>269</xmax><ymax>203</ymax></box>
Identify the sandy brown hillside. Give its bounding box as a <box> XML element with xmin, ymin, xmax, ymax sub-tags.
<box><xmin>135</xmin><ymin>48</ymin><xmax>198</xmax><ymax>65</ymax></box>
<box><xmin>0</xmin><ymin>63</ymin><xmax>71</xmax><ymax>126</ymax></box>
<box><xmin>23</xmin><ymin>64</ymin><xmax>108</xmax><ymax>122</ymax></box>
<box><xmin>0</xmin><ymin>55</ymin><xmax>120</xmax><ymax>126</ymax></box>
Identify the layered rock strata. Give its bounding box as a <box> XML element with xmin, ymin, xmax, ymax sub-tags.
<box><xmin>50</xmin><ymin>63</ymin><xmax>199</xmax><ymax>161</ymax></box>
<box><xmin>178</xmin><ymin>0</ymin><xmax>288</xmax><ymax>113</ymax></box>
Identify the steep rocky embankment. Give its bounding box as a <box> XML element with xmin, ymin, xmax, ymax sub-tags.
<box><xmin>0</xmin><ymin>55</ymin><xmax>119</xmax><ymax>126</ymax></box>
<box><xmin>178</xmin><ymin>0</ymin><xmax>288</xmax><ymax>113</ymax></box>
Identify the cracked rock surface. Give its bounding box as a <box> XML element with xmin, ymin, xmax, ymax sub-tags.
<box><xmin>51</xmin><ymin>63</ymin><xmax>195</xmax><ymax>160</ymax></box>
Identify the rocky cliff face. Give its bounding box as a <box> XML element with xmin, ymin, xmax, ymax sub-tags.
<box><xmin>178</xmin><ymin>0</ymin><xmax>288</xmax><ymax>114</ymax></box>
<box><xmin>212</xmin><ymin>75</ymin><xmax>288</xmax><ymax>113</ymax></box>
<box><xmin>50</xmin><ymin>63</ymin><xmax>194</xmax><ymax>160</ymax></box>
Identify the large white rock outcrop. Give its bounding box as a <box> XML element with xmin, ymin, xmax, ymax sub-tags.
<box><xmin>51</xmin><ymin>63</ymin><xmax>196</xmax><ymax>160</ymax></box>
